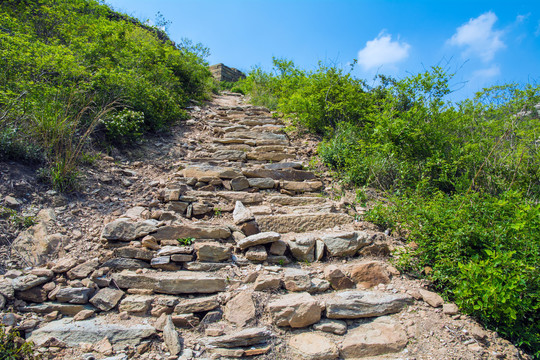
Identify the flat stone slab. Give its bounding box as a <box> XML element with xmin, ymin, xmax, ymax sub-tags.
<box><xmin>152</xmin><ymin>224</ymin><xmax>231</xmax><ymax>241</ymax></box>
<box><xmin>257</xmin><ymin>213</ymin><xmax>353</xmax><ymax>233</ymax></box>
<box><xmin>266</xmin><ymin>195</ymin><xmax>328</xmax><ymax>206</ymax></box>
<box><xmin>237</xmin><ymin>231</ymin><xmax>281</xmax><ymax>250</ymax></box>
<box><xmin>242</xmin><ymin>168</ymin><xmax>316</xmax><ymax>181</ymax></box>
<box><xmin>21</xmin><ymin>302</ymin><xmax>94</xmax><ymax>316</ymax></box>
<box><xmin>182</xmin><ymin>164</ymin><xmax>242</xmax><ymax>180</ymax></box>
<box><xmin>340</xmin><ymin>317</ymin><xmax>408</xmax><ymax>358</ymax></box>
<box><xmin>112</xmin><ymin>270</ymin><xmax>227</xmax><ymax>295</ymax></box>
<box><xmin>325</xmin><ymin>291</ymin><xmax>413</xmax><ymax>319</ymax></box>
<box><xmin>202</xmin><ymin>327</ymin><xmax>272</xmax><ymax>348</ymax></box>
<box><xmin>28</xmin><ymin>317</ymin><xmax>156</xmax><ymax>348</ymax></box>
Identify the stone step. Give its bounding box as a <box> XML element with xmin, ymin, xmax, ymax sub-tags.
<box><xmin>112</xmin><ymin>270</ymin><xmax>227</xmax><ymax>294</ymax></box>
<box><xmin>256</xmin><ymin>213</ymin><xmax>353</xmax><ymax>233</ymax></box>
<box><xmin>242</xmin><ymin>168</ymin><xmax>317</xmax><ymax>181</ymax></box>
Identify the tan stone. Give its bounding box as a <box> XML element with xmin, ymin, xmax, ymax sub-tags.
<box><xmin>289</xmin><ymin>332</ymin><xmax>339</xmax><ymax>360</ymax></box>
<box><xmin>224</xmin><ymin>291</ymin><xmax>255</xmax><ymax>327</ymax></box>
<box><xmin>419</xmin><ymin>289</ymin><xmax>444</xmax><ymax>307</ymax></box>
<box><xmin>340</xmin><ymin>317</ymin><xmax>408</xmax><ymax>358</ymax></box>
<box><xmin>257</xmin><ymin>213</ymin><xmax>353</xmax><ymax>233</ymax></box>
<box><xmin>349</xmin><ymin>261</ymin><xmax>391</xmax><ymax>288</ymax></box>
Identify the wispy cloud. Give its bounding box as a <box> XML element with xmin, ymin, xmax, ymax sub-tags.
<box><xmin>448</xmin><ymin>12</ymin><xmax>505</xmax><ymax>62</ymax></box>
<box><xmin>357</xmin><ymin>32</ymin><xmax>410</xmax><ymax>70</ymax></box>
<box><xmin>472</xmin><ymin>65</ymin><xmax>500</xmax><ymax>79</ymax></box>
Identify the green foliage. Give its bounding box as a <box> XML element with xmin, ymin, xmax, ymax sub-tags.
<box><xmin>0</xmin><ymin>206</ymin><xmax>36</xmax><ymax>229</ymax></box>
<box><xmin>366</xmin><ymin>191</ymin><xmax>540</xmax><ymax>355</ymax></box>
<box><xmin>101</xmin><ymin>109</ymin><xmax>144</xmax><ymax>145</ymax></box>
<box><xmin>0</xmin><ymin>0</ymin><xmax>213</xmax><ymax>190</ymax></box>
<box><xmin>242</xmin><ymin>59</ymin><xmax>540</xmax><ymax>356</ymax></box>
<box><xmin>0</xmin><ymin>326</ymin><xmax>37</xmax><ymax>359</ymax></box>
<box><xmin>177</xmin><ymin>237</ymin><xmax>194</xmax><ymax>246</ymax></box>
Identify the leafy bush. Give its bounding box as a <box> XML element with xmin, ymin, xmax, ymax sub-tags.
<box><xmin>366</xmin><ymin>191</ymin><xmax>540</xmax><ymax>356</ymax></box>
<box><xmin>101</xmin><ymin>109</ymin><xmax>144</xmax><ymax>145</ymax></box>
<box><xmin>242</xmin><ymin>59</ymin><xmax>540</xmax><ymax>357</ymax></box>
<box><xmin>0</xmin><ymin>0</ymin><xmax>213</xmax><ymax>190</ymax></box>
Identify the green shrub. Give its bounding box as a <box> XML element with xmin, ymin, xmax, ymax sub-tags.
<box><xmin>101</xmin><ymin>109</ymin><xmax>144</xmax><ymax>145</ymax></box>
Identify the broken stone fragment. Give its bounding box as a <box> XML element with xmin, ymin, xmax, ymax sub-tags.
<box><xmin>90</xmin><ymin>288</ymin><xmax>124</xmax><ymax>311</ymax></box>
<box><xmin>232</xmin><ymin>201</ymin><xmax>255</xmax><ymax>225</ymax></box>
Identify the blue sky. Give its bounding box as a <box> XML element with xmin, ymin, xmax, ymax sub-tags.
<box><xmin>105</xmin><ymin>0</ymin><xmax>540</xmax><ymax>100</ymax></box>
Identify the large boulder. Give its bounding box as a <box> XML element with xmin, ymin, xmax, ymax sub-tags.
<box><xmin>101</xmin><ymin>219</ymin><xmax>158</xmax><ymax>241</ymax></box>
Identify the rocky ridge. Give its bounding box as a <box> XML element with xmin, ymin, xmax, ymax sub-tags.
<box><xmin>0</xmin><ymin>93</ymin><xmax>528</xmax><ymax>360</ymax></box>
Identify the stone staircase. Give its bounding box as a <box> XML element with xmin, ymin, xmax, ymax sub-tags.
<box><xmin>0</xmin><ymin>93</ymin><xmax>523</xmax><ymax>360</ymax></box>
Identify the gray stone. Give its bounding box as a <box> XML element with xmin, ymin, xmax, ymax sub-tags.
<box><xmin>237</xmin><ymin>231</ymin><xmax>280</xmax><ymax>250</ymax></box>
<box><xmin>152</xmin><ymin>224</ymin><xmax>231</xmax><ymax>241</ymax></box>
<box><xmin>242</xmin><ymin>169</ymin><xmax>316</xmax><ymax>181</ymax></box>
<box><xmin>247</xmin><ymin>178</ymin><xmax>275</xmax><ymax>189</ymax></box>
<box><xmin>17</xmin><ymin>286</ymin><xmax>48</xmax><ymax>303</ymax></box>
<box><xmin>232</xmin><ymin>201</ymin><xmax>254</xmax><ymax>225</ymax></box>
<box><xmin>230</xmin><ymin>176</ymin><xmax>250</xmax><ymax>191</ymax></box>
<box><xmin>213</xmin><ymin>149</ymin><xmax>247</xmax><ymax>161</ymax></box>
<box><xmin>202</xmin><ymin>327</ymin><xmax>272</xmax><ymax>348</ymax></box>
<box><xmin>171</xmin><ymin>254</ymin><xmax>193</xmax><ymax>262</ymax></box>
<box><xmin>287</xmin><ymin>235</ymin><xmax>316</xmax><ymax>262</ymax></box>
<box><xmin>183</xmin><ymin>262</ymin><xmax>229</xmax><ymax>271</ymax></box>
<box><xmin>114</xmin><ymin>247</ymin><xmax>154</xmax><ymax>261</ymax></box>
<box><xmin>264</xmin><ymin>162</ymin><xmax>303</xmax><ymax>170</ymax></box>
<box><xmin>56</xmin><ymin>287</ymin><xmax>94</xmax><ymax>304</ymax></box>
<box><xmin>322</xmin><ymin>231</ymin><xmax>370</xmax><ymax>257</ymax></box>
<box><xmin>112</xmin><ymin>270</ymin><xmax>226</xmax><ymax>294</ymax></box>
<box><xmin>101</xmin><ymin>219</ymin><xmax>158</xmax><ymax>241</ymax></box>
<box><xmin>269</xmin><ymin>240</ymin><xmax>287</xmax><ymax>255</ymax></box>
<box><xmin>163</xmin><ymin>315</ymin><xmax>182</xmax><ymax>356</ymax></box>
<box><xmin>268</xmin><ymin>292</ymin><xmax>321</xmax><ymax>328</ymax></box>
<box><xmin>283</xmin><ymin>268</ymin><xmax>311</xmax><ymax>292</ymax></box>
<box><xmin>67</xmin><ymin>258</ymin><xmax>100</xmax><ymax>279</ymax></box>
<box><xmin>28</xmin><ymin>317</ymin><xmax>156</xmax><ymax>348</ymax></box>
<box><xmin>90</xmin><ymin>288</ymin><xmax>124</xmax><ymax>311</ymax></box>
<box><xmin>0</xmin><ymin>280</ymin><xmax>14</xmax><ymax>300</ymax></box>
<box><xmin>12</xmin><ymin>275</ymin><xmax>49</xmax><ymax>291</ymax></box>
<box><xmin>325</xmin><ymin>291</ymin><xmax>413</xmax><ymax>319</ymax></box>
<box><xmin>21</xmin><ymin>302</ymin><xmax>93</xmax><ymax>316</ymax></box>
<box><xmin>102</xmin><ymin>258</ymin><xmax>150</xmax><ymax>270</ymax></box>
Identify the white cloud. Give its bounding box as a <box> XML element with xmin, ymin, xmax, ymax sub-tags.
<box><xmin>516</xmin><ymin>13</ymin><xmax>530</xmax><ymax>23</ymax></box>
<box><xmin>357</xmin><ymin>32</ymin><xmax>410</xmax><ymax>70</ymax></box>
<box><xmin>449</xmin><ymin>12</ymin><xmax>505</xmax><ymax>62</ymax></box>
<box><xmin>472</xmin><ymin>65</ymin><xmax>501</xmax><ymax>79</ymax></box>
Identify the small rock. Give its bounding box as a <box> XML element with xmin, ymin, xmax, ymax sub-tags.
<box><xmin>90</xmin><ymin>288</ymin><xmax>125</xmax><ymax>311</ymax></box>
<box><xmin>224</xmin><ymin>291</ymin><xmax>255</xmax><ymax>327</ymax></box>
<box><xmin>313</xmin><ymin>319</ymin><xmax>347</xmax><ymax>335</ymax></box>
<box><xmin>442</xmin><ymin>303</ymin><xmax>459</xmax><ymax>315</ymax></box>
<box><xmin>74</xmin><ymin>309</ymin><xmax>95</xmax><ymax>321</ymax></box>
<box><xmin>163</xmin><ymin>315</ymin><xmax>182</xmax><ymax>356</ymax></box>
<box><xmin>324</xmin><ymin>265</ymin><xmax>355</xmax><ymax>290</ymax></box>
<box><xmin>419</xmin><ymin>289</ymin><xmax>444</xmax><ymax>308</ymax></box>
<box><xmin>232</xmin><ymin>201</ymin><xmax>254</xmax><ymax>225</ymax></box>
<box><xmin>268</xmin><ymin>292</ymin><xmax>321</xmax><ymax>328</ymax></box>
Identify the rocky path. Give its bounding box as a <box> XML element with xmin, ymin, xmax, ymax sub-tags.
<box><xmin>0</xmin><ymin>93</ymin><xmax>527</xmax><ymax>360</ymax></box>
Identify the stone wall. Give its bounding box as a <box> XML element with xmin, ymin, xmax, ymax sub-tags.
<box><xmin>209</xmin><ymin>63</ymin><xmax>246</xmax><ymax>82</ymax></box>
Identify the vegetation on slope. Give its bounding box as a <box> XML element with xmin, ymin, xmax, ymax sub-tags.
<box><xmin>0</xmin><ymin>0</ymin><xmax>214</xmax><ymax>190</ymax></box>
<box><xmin>237</xmin><ymin>58</ymin><xmax>540</xmax><ymax>357</ymax></box>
